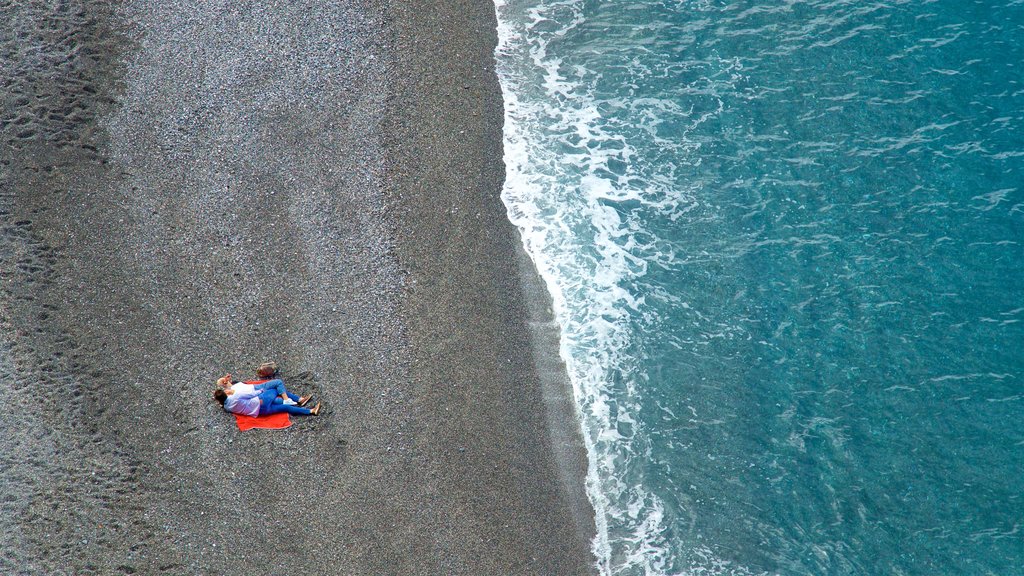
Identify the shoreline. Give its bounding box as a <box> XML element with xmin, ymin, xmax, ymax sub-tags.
<box><xmin>1</xmin><ymin>0</ymin><xmax>595</xmax><ymax>573</ymax></box>
<box><xmin>378</xmin><ymin>0</ymin><xmax>597</xmax><ymax>570</ymax></box>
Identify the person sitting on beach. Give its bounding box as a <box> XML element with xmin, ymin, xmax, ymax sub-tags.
<box><xmin>213</xmin><ymin>377</ymin><xmax>321</xmax><ymax>417</ymax></box>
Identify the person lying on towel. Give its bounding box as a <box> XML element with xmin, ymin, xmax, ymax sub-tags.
<box><xmin>213</xmin><ymin>376</ymin><xmax>321</xmax><ymax>417</ymax></box>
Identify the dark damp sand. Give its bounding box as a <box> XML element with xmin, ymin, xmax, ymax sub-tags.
<box><xmin>0</xmin><ymin>0</ymin><xmax>595</xmax><ymax>574</ymax></box>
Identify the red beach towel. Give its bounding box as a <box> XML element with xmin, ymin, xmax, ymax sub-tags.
<box><xmin>231</xmin><ymin>379</ymin><xmax>291</xmax><ymax>431</ymax></box>
<box><xmin>234</xmin><ymin>412</ymin><xmax>291</xmax><ymax>431</ymax></box>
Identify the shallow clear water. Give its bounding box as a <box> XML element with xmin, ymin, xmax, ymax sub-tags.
<box><xmin>493</xmin><ymin>1</ymin><xmax>1024</xmax><ymax>574</ymax></box>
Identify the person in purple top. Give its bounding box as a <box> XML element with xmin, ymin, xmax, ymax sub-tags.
<box><xmin>213</xmin><ymin>378</ymin><xmax>321</xmax><ymax>416</ymax></box>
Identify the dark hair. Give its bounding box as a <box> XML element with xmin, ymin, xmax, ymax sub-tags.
<box><xmin>213</xmin><ymin>389</ymin><xmax>227</xmax><ymax>405</ymax></box>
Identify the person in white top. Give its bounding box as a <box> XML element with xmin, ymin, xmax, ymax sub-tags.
<box><xmin>216</xmin><ymin>374</ymin><xmax>306</xmax><ymax>406</ymax></box>
<box><xmin>213</xmin><ymin>374</ymin><xmax>320</xmax><ymax>417</ymax></box>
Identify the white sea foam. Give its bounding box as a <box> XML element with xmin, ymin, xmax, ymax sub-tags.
<box><xmin>495</xmin><ymin>1</ymin><xmax>671</xmax><ymax>573</ymax></box>
<box><xmin>493</xmin><ymin>2</ymin><xmax>770</xmax><ymax>574</ymax></box>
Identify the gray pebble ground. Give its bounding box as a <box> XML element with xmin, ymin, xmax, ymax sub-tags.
<box><xmin>1</xmin><ymin>0</ymin><xmax>595</xmax><ymax>574</ymax></box>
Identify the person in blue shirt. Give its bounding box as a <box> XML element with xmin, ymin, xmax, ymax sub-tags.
<box><xmin>213</xmin><ymin>377</ymin><xmax>321</xmax><ymax>416</ymax></box>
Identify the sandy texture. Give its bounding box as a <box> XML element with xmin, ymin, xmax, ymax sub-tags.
<box><xmin>1</xmin><ymin>0</ymin><xmax>594</xmax><ymax>574</ymax></box>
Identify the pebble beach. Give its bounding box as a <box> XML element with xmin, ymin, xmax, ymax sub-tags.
<box><xmin>0</xmin><ymin>0</ymin><xmax>595</xmax><ymax>574</ymax></box>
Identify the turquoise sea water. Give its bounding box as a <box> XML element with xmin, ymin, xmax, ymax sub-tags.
<box><xmin>493</xmin><ymin>1</ymin><xmax>1024</xmax><ymax>574</ymax></box>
